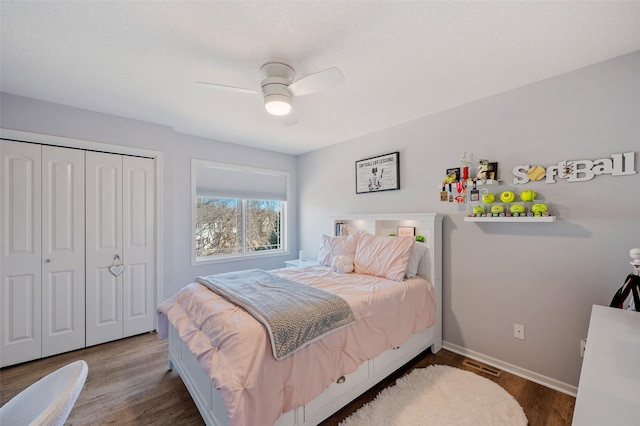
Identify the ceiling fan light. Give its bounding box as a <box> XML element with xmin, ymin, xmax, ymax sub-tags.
<box><xmin>264</xmin><ymin>94</ymin><xmax>292</xmax><ymax>116</ymax></box>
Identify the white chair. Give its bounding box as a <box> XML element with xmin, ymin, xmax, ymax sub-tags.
<box><xmin>0</xmin><ymin>360</ymin><xmax>88</xmax><ymax>426</ymax></box>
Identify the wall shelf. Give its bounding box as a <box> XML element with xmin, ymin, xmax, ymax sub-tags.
<box><xmin>464</xmin><ymin>216</ymin><xmax>556</xmax><ymax>223</ymax></box>
<box><xmin>474</xmin><ymin>179</ymin><xmax>501</xmax><ymax>186</ymax></box>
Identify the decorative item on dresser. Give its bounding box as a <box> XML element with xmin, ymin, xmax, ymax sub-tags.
<box><xmin>609</xmin><ymin>248</ymin><xmax>640</xmax><ymax>311</ymax></box>
<box><xmin>158</xmin><ymin>213</ymin><xmax>442</xmax><ymax>426</ymax></box>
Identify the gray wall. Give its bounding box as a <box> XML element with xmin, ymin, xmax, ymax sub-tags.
<box><xmin>0</xmin><ymin>92</ymin><xmax>298</xmax><ymax>299</ymax></box>
<box><xmin>297</xmin><ymin>51</ymin><xmax>640</xmax><ymax>387</ymax></box>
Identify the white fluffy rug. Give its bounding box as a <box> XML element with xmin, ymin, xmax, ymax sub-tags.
<box><xmin>339</xmin><ymin>365</ymin><xmax>528</xmax><ymax>426</ymax></box>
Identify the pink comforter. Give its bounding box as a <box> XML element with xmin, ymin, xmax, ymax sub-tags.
<box><xmin>157</xmin><ymin>266</ymin><xmax>436</xmax><ymax>426</ymax></box>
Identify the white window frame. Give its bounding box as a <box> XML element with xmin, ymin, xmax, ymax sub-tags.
<box><xmin>191</xmin><ymin>159</ymin><xmax>289</xmax><ymax>265</ymax></box>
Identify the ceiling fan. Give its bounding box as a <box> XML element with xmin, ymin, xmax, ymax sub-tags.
<box><xmin>197</xmin><ymin>62</ymin><xmax>345</xmax><ymax>117</ymax></box>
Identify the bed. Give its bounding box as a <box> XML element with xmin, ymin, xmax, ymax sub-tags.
<box><xmin>158</xmin><ymin>213</ymin><xmax>443</xmax><ymax>426</ymax></box>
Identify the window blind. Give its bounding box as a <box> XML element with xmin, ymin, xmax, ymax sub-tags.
<box><xmin>195</xmin><ymin>163</ymin><xmax>288</xmax><ymax>201</ymax></box>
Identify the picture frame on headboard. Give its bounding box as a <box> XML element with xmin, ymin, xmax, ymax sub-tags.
<box><xmin>356</xmin><ymin>152</ymin><xmax>400</xmax><ymax>194</ymax></box>
<box><xmin>397</xmin><ymin>226</ymin><xmax>415</xmax><ymax>236</ymax></box>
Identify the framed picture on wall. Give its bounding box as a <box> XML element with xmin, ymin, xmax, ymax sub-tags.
<box><xmin>487</xmin><ymin>162</ymin><xmax>498</xmax><ymax>180</ymax></box>
<box><xmin>445</xmin><ymin>167</ymin><xmax>461</xmax><ymax>183</ymax></box>
<box><xmin>356</xmin><ymin>152</ymin><xmax>400</xmax><ymax>194</ymax></box>
<box><xmin>477</xmin><ymin>160</ymin><xmax>498</xmax><ymax>181</ymax></box>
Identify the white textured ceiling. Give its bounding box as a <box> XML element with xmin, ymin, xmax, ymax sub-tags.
<box><xmin>2</xmin><ymin>1</ymin><xmax>640</xmax><ymax>155</ymax></box>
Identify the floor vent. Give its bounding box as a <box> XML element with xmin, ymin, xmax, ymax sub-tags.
<box><xmin>462</xmin><ymin>359</ymin><xmax>503</xmax><ymax>377</ymax></box>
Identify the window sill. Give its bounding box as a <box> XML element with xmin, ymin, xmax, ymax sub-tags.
<box><xmin>192</xmin><ymin>250</ymin><xmax>289</xmax><ymax>266</ymax></box>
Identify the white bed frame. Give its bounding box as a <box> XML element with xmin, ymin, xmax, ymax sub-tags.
<box><xmin>168</xmin><ymin>213</ymin><xmax>443</xmax><ymax>426</ymax></box>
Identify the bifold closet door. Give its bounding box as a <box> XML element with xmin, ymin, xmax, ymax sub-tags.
<box><xmin>122</xmin><ymin>155</ymin><xmax>155</xmax><ymax>337</ymax></box>
<box><xmin>0</xmin><ymin>141</ymin><xmax>42</xmax><ymax>367</ymax></box>
<box><xmin>1</xmin><ymin>142</ymin><xmax>85</xmax><ymax>366</ymax></box>
<box><xmin>86</xmin><ymin>152</ymin><xmax>123</xmax><ymax>346</ymax></box>
<box><xmin>85</xmin><ymin>152</ymin><xmax>155</xmax><ymax>346</ymax></box>
<box><xmin>41</xmin><ymin>146</ymin><xmax>85</xmax><ymax>357</ymax></box>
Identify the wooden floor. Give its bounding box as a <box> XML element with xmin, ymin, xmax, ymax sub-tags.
<box><xmin>0</xmin><ymin>333</ymin><xmax>575</xmax><ymax>425</ymax></box>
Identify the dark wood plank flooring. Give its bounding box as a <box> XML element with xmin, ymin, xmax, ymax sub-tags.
<box><xmin>0</xmin><ymin>333</ymin><xmax>574</xmax><ymax>425</ymax></box>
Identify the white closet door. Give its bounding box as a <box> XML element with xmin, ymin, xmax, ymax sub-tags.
<box><xmin>41</xmin><ymin>146</ymin><xmax>85</xmax><ymax>357</ymax></box>
<box><xmin>0</xmin><ymin>141</ymin><xmax>42</xmax><ymax>367</ymax></box>
<box><xmin>122</xmin><ymin>156</ymin><xmax>155</xmax><ymax>336</ymax></box>
<box><xmin>85</xmin><ymin>151</ymin><xmax>123</xmax><ymax>346</ymax></box>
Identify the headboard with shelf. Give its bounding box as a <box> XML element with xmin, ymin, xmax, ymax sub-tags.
<box><xmin>330</xmin><ymin>214</ymin><xmax>442</xmax><ymax>281</ymax></box>
<box><xmin>330</xmin><ymin>213</ymin><xmax>443</xmax><ymax>351</ymax></box>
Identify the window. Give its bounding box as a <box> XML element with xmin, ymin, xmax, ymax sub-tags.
<box><xmin>192</xmin><ymin>160</ymin><xmax>288</xmax><ymax>263</ymax></box>
<box><xmin>195</xmin><ymin>197</ymin><xmax>283</xmax><ymax>257</ymax></box>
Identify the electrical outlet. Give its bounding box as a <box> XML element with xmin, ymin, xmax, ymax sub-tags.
<box><xmin>514</xmin><ymin>324</ymin><xmax>525</xmax><ymax>340</ymax></box>
<box><xmin>580</xmin><ymin>339</ymin><xmax>586</xmax><ymax>357</ymax></box>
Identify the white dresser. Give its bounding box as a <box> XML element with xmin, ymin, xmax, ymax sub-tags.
<box><xmin>572</xmin><ymin>305</ymin><xmax>640</xmax><ymax>425</ymax></box>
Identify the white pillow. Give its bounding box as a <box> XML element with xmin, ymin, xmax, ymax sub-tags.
<box><xmin>354</xmin><ymin>234</ymin><xmax>414</xmax><ymax>281</ymax></box>
<box><xmin>317</xmin><ymin>234</ymin><xmax>361</xmax><ymax>266</ymax></box>
<box><xmin>405</xmin><ymin>242</ymin><xmax>428</xmax><ymax>278</ymax></box>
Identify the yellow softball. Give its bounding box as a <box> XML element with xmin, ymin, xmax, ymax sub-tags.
<box><xmin>510</xmin><ymin>204</ymin><xmax>525</xmax><ymax>214</ymax></box>
<box><xmin>527</xmin><ymin>166</ymin><xmax>546</xmax><ymax>181</ymax></box>
<box><xmin>482</xmin><ymin>193</ymin><xmax>495</xmax><ymax>204</ymax></box>
<box><xmin>520</xmin><ymin>190</ymin><xmax>536</xmax><ymax>202</ymax></box>
<box><xmin>531</xmin><ymin>203</ymin><xmax>547</xmax><ymax>214</ymax></box>
<box><xmin>500</xmin><ymin>191</ymin><xmax>515</xmax><ymax>203</ymax></box>
<box><xmin>472</xmin><ymin>205</ymin><xmax>484</xmax><ymax>215</ymax></box>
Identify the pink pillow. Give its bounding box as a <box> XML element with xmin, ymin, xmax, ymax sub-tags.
<box><xmin>317</xmin><ymin>234</ymin><xmax>361</xmax><ymax>267</ymax></box>
<box><xmin>354</xmin><ymin>234</ymin><xmax>414</xmax><ymax>281</ymax></box>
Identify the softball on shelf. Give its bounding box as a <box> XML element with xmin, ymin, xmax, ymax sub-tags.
<box><xmin>500</xmin><ymin>191</ymin><xmax>515</xmax><ymax>203</ymax></box>
<box><xmin>482</xmin><ymin>193</ymin><xmax>495</xmax><ymax>204</ymax></box>
<box><xmin>491</xmin><ymin>204</ymin><xmax>504</xmax><ymax>214</ymax></box>
<box><xmin>520</xmin><ymin>190</ymin><xmax>536</xmax><ymax>202</ymax></box>
<box><xmin>510</xmin><ymin>204</ymin><xmax>525</xmax><ymax>214</ymax></box>
<box><xmin>472</xmin><ymin>205</ymin><xmax>485</xmax><ymax>215</ymax></box>
<box><xmin>531</xmin><ymin>203</ymin><xmax>548</xmax><ymax>214</ymax></box>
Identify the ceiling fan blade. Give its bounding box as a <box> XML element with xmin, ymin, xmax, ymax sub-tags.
<box><xmin>197</xmin><ymin>81</ymin><xmax>260</xmax><ymax>95</ymax></box>
<box><xmin>287</xmin><ymin>67</ymin><xmax>344</xmax><ymax>97</ymax></box>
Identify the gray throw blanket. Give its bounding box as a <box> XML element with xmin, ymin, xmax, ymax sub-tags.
<box><xmin>196</xmin><ymin>269</ymin><xmax>355</xmax><ymax>360</ymax></box>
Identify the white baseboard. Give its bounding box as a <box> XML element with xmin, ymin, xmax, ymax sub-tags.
<box><xmin>443</xmin><ymin>341</ymin><xmax>578</xmax><ymax>397</ymax></box>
